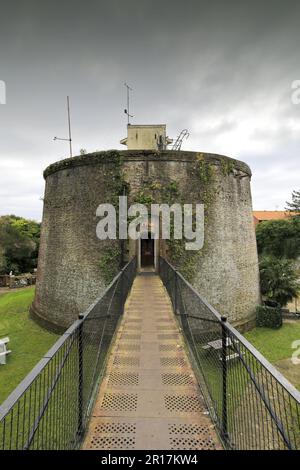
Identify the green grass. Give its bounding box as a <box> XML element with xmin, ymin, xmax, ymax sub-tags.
<box><xmin>194</xmin><ymin>327</ymin><xmax>300</xmax><ymax>448</ymax></box>
<box><xmin>0</xmin><ymin>288</ymin><xmax>59</xmax><ymax>404</ymax></box>
<box><xmin>245</xmin><ymin>323</ymin><xmax>300</xmax><ymax>363</ymax></box>
<box><xmin>0</xmin><ymin>289</ymin><xmax>118</xmax><ymax>449</ymax></box>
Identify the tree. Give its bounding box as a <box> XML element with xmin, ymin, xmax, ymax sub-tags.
<box><xmin>285</xmin><ymin>189</ymin><xmax>300</xmax><ymax>215</ymax></box>
<box><xmin>0</xmin><ymin>215</ymin><xmax>40</xmax><ymax>274</ymax></box>
<box><xmin>0</xmin><ymin>246</ymin><xmax>7</xmax><ymax>273</ymax></box>
<box><xmin>256</xmin><ymin>217</ymin><xmax>300</xmax><ymax>259</ymax></box>
<box><xmin>259</xmin><ymin>255</ymin><xmax>299</xmax><ymax>307</ymax></box>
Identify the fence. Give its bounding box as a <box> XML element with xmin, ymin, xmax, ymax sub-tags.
<box><xmin>0</xmin><ymin>275</ymin><xmax>36</xmax><ymax>289</ymax></box>
<box><xmin>0</xmin><ymin>275</ymin><xmax>10</xmax><ymax>288</ymax></box>
<box><xmin>0</xmin><ymin>257</ymin><xmax>136</xmax><ymax>450</ymax></box>
<box><xmin>159</xmin><ymin>256</ymin><xmax>300</xmax><ymax>450</ymax></box>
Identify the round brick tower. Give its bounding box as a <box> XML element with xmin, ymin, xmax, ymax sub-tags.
<box><xmin>31</xmin><ymin>150</ymin><xmax>260</xmax><ymax>332</ymax></box>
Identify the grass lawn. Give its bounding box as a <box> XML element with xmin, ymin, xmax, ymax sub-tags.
<box><xmin>0</xmin><ymin>287</ymin><xmax>59</xmax><ymax>404</ymax></box>
<box><xmin>245</xmin><ymin>322</ymin><xmax>300</xmax><ymax>363</ymax></box>
<box><xmin>245</xmin><ymin>322</ymin><xmax>300</xmax><ymax>390</ymax></box>
<box><xmin>0</xmin><ymin>289</ymin><xmax>113</xmax><ymax>449</ymax></box>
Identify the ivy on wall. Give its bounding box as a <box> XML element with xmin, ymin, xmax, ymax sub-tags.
<box><xmin>47</xmin><ymin>151</ymin><xmax>234</xmax><ymax>285</ymax></box>
<box><xmin>129</xmin><ymin>157</ymin><xmax>217</xmax><ymax>283</ymax></box>
<box><xmin>97</xmin><ymin>152</ymin><xmax>127</xmax><ymax>284</ymax></box>
<box><xmin>98</xmin><ymin>245</ymin><xmax>122</xmax><ymax>285</ymax></box>
<box><xmin>166</xmin><ymin>155</ymin><xmax>217</xmax><ymax>282</ymax></box>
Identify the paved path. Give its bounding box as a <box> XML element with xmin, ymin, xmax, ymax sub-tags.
<box><xmin>83</xmin><ymin>273</ymin><xmax>221</xmax><ymax>450</ymax></box>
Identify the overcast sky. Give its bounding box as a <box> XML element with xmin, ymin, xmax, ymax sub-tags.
<box><xmin>0</xmin><ymin>0</ymin><xmax>299</xmax><ymax>221</ymax></box>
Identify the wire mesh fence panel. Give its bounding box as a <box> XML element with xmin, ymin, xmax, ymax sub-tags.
<box><xmin>0</xmin><ymin>257</ymin><xmax>136</xmax><ymax>450</ymax></box>
<box><xmin>159</xmin><ymin>256</ymin><xmax>300</xmax><ymax>450</ymax></box>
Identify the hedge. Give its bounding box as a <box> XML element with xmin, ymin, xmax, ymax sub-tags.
<box><xmin>256</xmin><ymin>304</ymin><xmax>282</xmax><ymax>329</ymax></box>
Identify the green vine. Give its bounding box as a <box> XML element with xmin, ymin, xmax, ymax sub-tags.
<box><xmin>98</xmin><ymin>152</ymin><xmax>127</xmax><ymax>284</ymax></box>
<box><xmin>98</xmin><ymin>245</ymin><xmax>121</xmax><ymax>284</ymax></box>
<box><xmin>104</xmin><ymin>152</ymin><xmax>128</xmax><ymax>208</ymax></box>
<box><xmin>220</xmin><ymin>158</ymin><xmax>234</xmax><ymax>176</ymax></box>
<box><xmin>133</xmin><ymin>190</ymin><xmax>154</xmax><ymax>206</ymax></box>
<box><xmin>164</xmin><ymin>155</ymin><xmax>217</xmax><ymax>281</ymax></box>
<box><xmin>193</xmin><ymin>153</ymin><xmax>216</xmax><ymax>209</ymax></box>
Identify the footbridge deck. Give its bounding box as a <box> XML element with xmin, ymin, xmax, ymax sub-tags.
<box><xmin>83</xmin><ymin>273</ymin><xmax>221</xmax><ymax>450</ymax></box>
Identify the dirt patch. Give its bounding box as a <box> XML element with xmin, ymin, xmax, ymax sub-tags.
<box><xmin>0</xmin><ymin>286</ymin><xmax>34</xmax><ymax>296</ymax></box>
<box><xmin>274</xmin><ymin>358</ymin><xmax>300</xmax><ymax>389</ymax></box>
<box><xmin>283</xmin><ymin>319</ymin><xmax>300</xmax><ymax>325</ymax></box>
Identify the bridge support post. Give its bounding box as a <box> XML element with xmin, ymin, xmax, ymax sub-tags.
<box><xmin>221</xmin><ymin>316</ymin><xmax>229</xmax><ymax>445</ymax></box>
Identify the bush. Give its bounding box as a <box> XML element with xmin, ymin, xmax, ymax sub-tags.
<box><xmin>259</xmin><ymin>255</ymin><xmax>299</xmax><ymax>307</ymax></box>
<box><xmin>0</xmin><ymin>215</ymin><xmax>40</xmax><ymax>274</ymax></box>
<box><xmin>256</xmin><ymin>304</ymin><xmax>282</xmax><ymax>329</ymax></box>
<box><xmin>256</xmin><ymin>217</ymin><xmax>300</xmax><ymax>259</ymax></box>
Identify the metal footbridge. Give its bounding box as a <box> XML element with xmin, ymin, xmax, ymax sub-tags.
<box><xmin>1</xmin><ymin>257</ymin><xmax>300</xmax><ymax>450</ymax></box>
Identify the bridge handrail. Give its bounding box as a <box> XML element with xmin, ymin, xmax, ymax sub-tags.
<box><xmin>0</xmin><ymin>257</ymin><xmax>137</xmax><ymax>450</ymax></box>
<box><xmin>159</xmin><ymin>256</ymin><xmax>300</xmax><ymax>450</ymax></box>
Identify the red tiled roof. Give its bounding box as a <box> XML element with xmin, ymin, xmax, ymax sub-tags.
<box><xmin>252</xmin><ymin>211</ymin><xmax>290</xmax><ymax>221</ymax></box>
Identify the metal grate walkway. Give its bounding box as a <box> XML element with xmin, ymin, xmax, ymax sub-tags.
<box><xmin>83</xmin><ymin>273</ymin><xmax>222</xmax><ymax>450</ymax></box>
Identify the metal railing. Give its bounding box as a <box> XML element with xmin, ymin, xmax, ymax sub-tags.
<box><xmin>0</xmin><ymin>257</ymin><xmax>136</xmax><ymax>450</ymax></box>
<box><xmin>159</xmin><ymin>256</ymin><xmax>300</xmax><ymax>450</ymax></box>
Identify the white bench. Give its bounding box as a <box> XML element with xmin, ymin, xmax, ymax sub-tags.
<box><xmin>0</xmin><ymin>337</ymin><xmax>11</xmax><ymax>365</ymax></box>
<box><xmin>219</xmin><ymin>352</ymin><xmax>240</xmax><ymax>362</ymax></box>
<box><xmin>202</xmin><ymin>337</ymin><xmax>243</xmax><ymax>363</ymax></box>
<box><xmin>203</xmin><ymin>337</ymin><xmax>234</xmax><ymax>351</ymax></box>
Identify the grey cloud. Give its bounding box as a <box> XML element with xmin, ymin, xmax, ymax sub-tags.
<box><xmin>0</xmin><ymin>0</ymin><xmax>300</xmax><ymax>219</ymax></box>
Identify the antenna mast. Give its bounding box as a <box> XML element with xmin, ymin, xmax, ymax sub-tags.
<box><xmin>124</xmin><ymin>82</ymin><xmax>133</xmax><ymax>125</ymax></box>
<box><xmin>54</xmin><ymin>95</ymin><xmax>73</xmax><ymax>158</ymax></box>
<box><xmin>67</xmin><ymin>96</ymin><xmax>72</xmax><ymax>157</ymax></box>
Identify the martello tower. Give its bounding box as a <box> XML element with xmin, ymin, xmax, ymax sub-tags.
<box><xmin>31</xmin><ymin>124</ymin><xmax>260</xmax><ymax>332</ymax></box>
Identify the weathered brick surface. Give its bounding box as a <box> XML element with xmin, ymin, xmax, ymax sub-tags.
<box><xmin>32</xmin><ymin>150</ymin><xmax>260</xmax><ymax>330</ymax></box>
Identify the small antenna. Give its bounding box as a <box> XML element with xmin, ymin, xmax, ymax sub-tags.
<box><xmin>124</xmin><ymin>82</ymin><xmax>133</xmax><ymax>125</ymax></box>
<box><xmin>54</xmin><ymin>96</ymin><xmax>73</xmax><ymax>158</ymax></box>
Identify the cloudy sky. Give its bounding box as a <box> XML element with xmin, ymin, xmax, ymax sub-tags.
<box><xmin>0</xmin><ymin>0</ymin><xmax>299</xmax><ymax>221</ymax></box>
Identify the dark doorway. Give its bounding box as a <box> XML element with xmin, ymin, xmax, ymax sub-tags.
<box><xmin>141</xmin><ymin>235</ymin><xmax>154</xmax><ymax>267</ymax></box>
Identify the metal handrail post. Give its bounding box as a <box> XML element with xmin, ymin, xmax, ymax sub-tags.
<box><xmin>221</xmin><ymin>316</ymin><xmax>229</xmax><ymax>443</ymax></box>
<box><xmin>77</xmin><ymin>319</ymin><xmax>84</xmax><ymax>437</ymax></box>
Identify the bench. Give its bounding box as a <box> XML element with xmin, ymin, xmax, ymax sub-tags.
<box><xmin>202</xmin><ymin>337</ymin><xmax>243</xmax><ymax>363</ymax></box>
<box><xmin>202</xmin><ymin>337</ymin><xmax>236</xmax><ymax>351</ymax></box>
<box><xmin>0</xmin><ymin>337</ymin><xmax>11</xmax><ymax>365</ymax></box>
<box><xmin>218</xmin><ymin>352</ymin><xmax>240</xmax><ymax>362</ymax></box>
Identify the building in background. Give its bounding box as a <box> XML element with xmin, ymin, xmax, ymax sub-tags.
<box><xmin>253</xmin><ymin>210</ymin><xmax>291</xmax><ymax>227</ymax></box>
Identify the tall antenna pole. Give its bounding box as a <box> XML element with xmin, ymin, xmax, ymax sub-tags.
<box><xmin>54</xmin><ymin>95</ymin><xmax>73</xmax><ymax>158</ymax></box>
<box><xmin>67</xmin><ymin>96</ymin><xmax>72</xmax><ymax>157</ymax></box>
<box><xmin>124</xmin><ymin>82</ymin><xmax>133</xmax><ymax>125</ymax></box>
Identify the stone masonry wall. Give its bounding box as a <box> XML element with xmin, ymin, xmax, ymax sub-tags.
<box><xmin>31</xmin><ymin>150</ymin><xmax>260</xmax><ymax>331</ymax></box>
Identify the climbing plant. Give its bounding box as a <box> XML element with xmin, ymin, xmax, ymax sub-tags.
<box><xmin>98</xmin><ymin>245</ymin><xmax>122</xmax><ymax>285</ymax></box>
<box><xmin>97</xmin><ymin>152</ymin><xmax>128</xmax><ymax>283</ymax></box>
